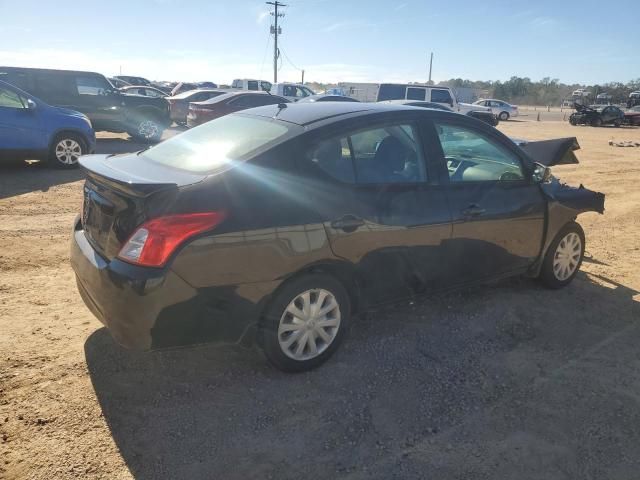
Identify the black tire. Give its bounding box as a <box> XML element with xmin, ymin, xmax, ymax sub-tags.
<box><xmin>613</xmin><ymin>119</ymin><xmax>622</xmax><ymax>128</ymax></box>
<box><xmin>47</xmin><ymin>132</ymin><xmax>86</xmax><ymax>169</ymax></box>
<box><xmin>569</xmin><ymin>116</ymin><xmax>577</xmax><ymax>125</ymax></box>
<box><xmin>539</xmin><ymin>222</ymin><xmax>585</xmax><ymax>289</ymax></box>
<box><xmin>499</xmin><ymin>111</ymin><xmax>510</xmax><ymax>121</ymax></box>
<box><xmin>259</xmin><ymin>273</ymin><xmax>350</xmax><ymax>372</ymax></box>
<box><xmin>591</xmin><ymin>117</ymin><xmax>602</xmax><ymax>127</ymax></box>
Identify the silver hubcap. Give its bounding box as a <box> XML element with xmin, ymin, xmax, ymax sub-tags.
<box><xmin>55</xmin><ymin>139</ymin><xmax>82</xmax><ymax>164</ymax></box>
<box><xmin>553</xmin><ymin>232</ymin><xmax>582</xmax><ymax>281</ymax></box>
<box><xmin>138</xmin><ymin>120</ymin><xmax>159</xmax><ymax>140</ymax></box>
<box><xmin>278</xmin><ymin>289</ymin><xmax>341</xmax><ymax>361</ymax></box>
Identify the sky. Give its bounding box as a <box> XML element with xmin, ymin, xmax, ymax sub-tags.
<box><xmin>0</xmin><ymin>0</ymin><xmax>638</xmax><ymax>85</ymax></box>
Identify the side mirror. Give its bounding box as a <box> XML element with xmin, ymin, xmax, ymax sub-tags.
<box><xmin>532</xmin><ymin>163</ymin><xmax>552</xmax><ymax>183</ymax></box>
<box><xmin>26</xmin><ymin>98</ymin><xmax>37</xmax><ymax>110</ymax></box>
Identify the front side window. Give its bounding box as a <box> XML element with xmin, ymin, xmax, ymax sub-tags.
<box><xmin>377</xmin><ymin>84</ymin><xmax>406</xmax><ymax>101</ymax></box>
<box><xmin>305</xmin><ymin>124</ymin><xmax>427</xmax><ymax>185</ymax></box>
<box><xmin>436</xmin><ymin>123</ymin><xmax>525</xmax><ymax>182</ymax></box>
<box><xmin>76</xmin><ymin>75</ymin><xmax>110</xmax><ymax>96</ymax></box>
<box><xmin>407</xmin><ymin>87</ymin><xmax>426</xmax><ymax>101</ymax></box>
<box><xmin>430</xmin><ymin>89</ymin><xmax>453</xmax><ymax>104</ymax></box>
<box><xmin>283</xmin><ymin>85</ymin><xmax>296</xmax><ymax>97</ymax></box>
<box><xmin>247</xmin><ymin>81</ymin><xmax>259</xmax><ymax>91</ymax></box>
<box><xmin>0</xmin><ymin>87</ymin><xmax>26</xmax><ymax>108</ymax></box>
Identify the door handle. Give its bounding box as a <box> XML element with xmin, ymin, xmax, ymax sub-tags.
<box><xmin>330</xmin><ymin>215</ymin><xmax>365</xmax><ymax>232</ymax></box>
<box><xmin>461</xmin><ymin>204</ymin><xmax>486</xmax><ymax>217</ymax></box>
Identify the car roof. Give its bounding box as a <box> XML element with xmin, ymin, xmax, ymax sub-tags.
<box><xmin>243</xmin><ymin>102</ymin><xmax>423</xmax><ymax>127</ymax></box>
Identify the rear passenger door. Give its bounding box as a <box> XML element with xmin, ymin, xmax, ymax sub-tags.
<box><xmin>432</xmin><ymin>119</ymin><xmax>545</xmax><ymax>283</ymax></box>
<box><xmin>300</xmin><ymin>117</ymin><xmax>452</xmax><ymax>304</ymax></box>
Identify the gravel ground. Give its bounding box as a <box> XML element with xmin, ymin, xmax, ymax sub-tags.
<box><xmin>1</xmin><ymin>120</ymin><xmax>639</xmax><ymax>479</ymax></box>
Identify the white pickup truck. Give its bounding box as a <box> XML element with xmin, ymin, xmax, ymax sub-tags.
<box><xmin>269</xmin><ymin>83</ymin><xmax>316</xmax><ymax>102</ymax></box>
<box><xmin>338</xmin><ymin>82</ymin><xmax>490</xmax><ymax>115</ymax></box>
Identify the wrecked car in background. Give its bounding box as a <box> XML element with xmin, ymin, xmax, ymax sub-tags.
<box><xmin>70</xmin><ymin>103</ymin><xmax>604</xmax><ymax>373</ymax></box>
<box><xmin>569</xmin><ymin>103</ymin><xmax>624</xmax><ymax>127</ymax></box>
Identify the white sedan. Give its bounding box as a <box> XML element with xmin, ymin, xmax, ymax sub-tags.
<box><xmin>473</xmin><ymin>99</ymin><xmax>519</xmax><ymax>121</ymax></box>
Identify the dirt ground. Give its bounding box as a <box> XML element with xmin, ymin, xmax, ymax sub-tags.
<box><xmin>1</xmin><ymin>119</ymin><xmax>639</xmax><ymax>480</ymax></box>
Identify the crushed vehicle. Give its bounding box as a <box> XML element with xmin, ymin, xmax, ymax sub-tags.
<box><xmin>70</xmin><ymin>103</ymin><xmax>604</xmax><ymax>372</ymax></box>
<box><xmin>569</xmin><ymin>103</ymin><xmax>624</xmax><ymax>127</ymax></box>
<box><xmin>623</xmin><ymin>105</ymin><xmax>640</xmax><ymax>126</ymax></box>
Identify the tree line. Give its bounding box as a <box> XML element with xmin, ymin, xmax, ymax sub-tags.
<box><xmin>442</xmin><ymin>77</ymin><xmax>640</xmax><ymax>106</ymax></box>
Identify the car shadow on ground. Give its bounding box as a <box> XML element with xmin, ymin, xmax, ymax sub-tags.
<box><xmin>85</xmin><ymin>271</ymin><xmax>639</xmax><ymax>479</ymax></box>
<box><xmin>0</xmin><ymin>127</ymin><xmax>186</xmax><ymax>200</ymax></box>
<box><xmin>0</xmin><ymin>162</ymin><xmax>84</xmax><ymax>200</ymax></box>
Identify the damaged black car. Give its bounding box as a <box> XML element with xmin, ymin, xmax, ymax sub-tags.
<box><xmin>569</xmin><ymin>103</ymin><xmax>624</xmax><ymax>127</ymax></box>
<box><xmin>70</xmin><ymin>103</ymin><xmax>605</xmax><ymax>372</ymax></box>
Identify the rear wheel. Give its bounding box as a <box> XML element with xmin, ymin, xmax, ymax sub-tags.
<box><xmin>591</xmin><ymin>117</ymin><xmax>603</xmax><ymax>127</ymax></box>
<box><xmin>613</xmin><ymin>119</ymin><xmax>622</xmax><ymax>127</ymax></box>
<box><xmin>499</xmin><ymin>111</ymin><xmax>510</xmax><ymax>121</ymax></box>
<box><xmin>48</xmin><ymin>133</ymin><xmax>86</xmax><ymax>169</ymax></box>
<box><xmin>260</xmin><ymin>274</ymin><xmax>350</xmax><ymax>372</ymax></box>
<box><xmin>539</xmin><ymin>222</ymin><xmax>585</xmax><ymax>289</ymax></box>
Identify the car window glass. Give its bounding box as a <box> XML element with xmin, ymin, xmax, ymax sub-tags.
<box><xmin>307</xmin><ymin>137</ymin><xmax>355</xmax><ymax>183</ymax></box>
<box><xmin>76</xmin><ymin>75</ymin><xmax>110</xmax><ymax>95</ymax></box>
<box><xmin>430</xmin><ymin>89</ymin><xmax>452</xmax><ymax>104</ymax></box>
<box><xmin>283</xmin><ymin>85</ymin><xmax>295</xmax><ymax>96</ymax></box>
<box><xmin>0</xmin><ymin>87</ymin><xmax>26</xmax><ymax>108</ymax></box>
<box><xmin>351</xmin><ymin>124</ymin><xmax>426</xmax><ymax>184</ymax></box>
<box><xmin>377</xmin><ymin>84</ymin><xmax>406</xmax><ymax>101</ymax></box>
<box><xmin>436</xmin><ymin>123</ymin><xmax>525</xmax><ymax>182</ymax></box>
<box><xmin>35</xmin><ymin>73</ymin><xmax>76</xmax><ymax>97</ymax></box>
<box><xmin>407</xmin><ymin>87</ymin><xmax>426</xmax><ymax>101</ymax></box>
<box><xmin>248</xmin><ymin>81</ymin><xmax>258</xmax><ymax>91</ymax></box>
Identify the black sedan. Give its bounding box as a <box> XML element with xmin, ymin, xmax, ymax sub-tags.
<box><xmin>569</xmin><ymin>104</ymin><xmax>625</xmax><ymax>127</ymax></box>
<box><xmin>71</xmin><ymin>103</ymin><xmax>604</xmax><ymax>372</ymax></box>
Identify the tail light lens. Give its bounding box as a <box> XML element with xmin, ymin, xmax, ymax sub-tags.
<box><xmin>117</xmin><ymin>212</ymin><xmax>226</xmax><ymax>267</ymax></box>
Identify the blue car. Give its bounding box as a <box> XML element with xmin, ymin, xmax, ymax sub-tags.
<box><xmin>0</xmin><ymin>80</ymin><xmax>95</xmax><ymax>168</ymax></box>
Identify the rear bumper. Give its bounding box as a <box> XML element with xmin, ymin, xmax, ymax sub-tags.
<box><xmin>70</xmin><ymin>216</ymin><xmax>268</xmax><ymax>350</ymax></box>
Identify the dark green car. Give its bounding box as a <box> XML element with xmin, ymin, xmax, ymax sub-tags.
<box><xmin>0</xmin><ymin>67</ymin><xmax>170</xmax><ymax>142</ymax></box>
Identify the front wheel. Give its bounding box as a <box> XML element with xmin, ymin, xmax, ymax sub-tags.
<box><xmin>591</xmin><ymin>117</ymin><xmax>603</xmax><ymax>127</ymax></box>
<box><xmin>131</xmin><ymin>117</ymin><xmax>164</xmax><ymax>143</ymax></box>
<box><xmin>613</xmin><ymin>119</ymin><xmax>622</xmax><ymax>127</ymax></box>
<box><xmin>260</xmin><ymin>274</ymin><xmax>350</xmax><ymax>372</ymax></box>
<box><xmin>48</xmin><ymin>133</ymin><xmax>86</xmax><ymax>169</ymax></box>
<box><xmin>539</xmin><ymin>222</ymin><xmax>585</xmax><ymax>289</ymax></box>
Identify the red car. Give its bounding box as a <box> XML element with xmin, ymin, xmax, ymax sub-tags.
<box><xmin>624</xmin><ymin>106</ymin><xmax>640</xmax><ymax>126</ymax></box>
<box><xmin>187</xmin><ymin>91</ymin><xmax>289</xmax><ymax>127</ymax></box>
<box><xmin>167</xmin><ymin>89</ymin><xmax>225</xmax><ymax>125</ymax></box>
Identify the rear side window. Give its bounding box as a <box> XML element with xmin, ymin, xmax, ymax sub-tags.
<box><xmin>407</xmin><ymin>87</ymin><xmax>426</xmax><ymax>101</ymax></box>
<box><xmin>377</xmin><ymin>84</ymin><xmax>406</xmax><ymax>101</ymax></box>
<box><xmin>0</xmin><ymin>71</ymin><xmax>30</xmax><ymax>91</ymax></box>
<box><xmin>430</xmin><ymin>89</ymin><xmax>453</xmax><ymax>104</ymax></box>
<box><xmin>305</xmin><ymin>124</ymin><xmax>427</xmax><ymax>184</ymax></box>
<box><xmin>248</xmin><ymin>81</ymin><xmax>259</xmax><ymax>91</ymax></box>
<box><xmin>34</xmin><ymin>72</ymin><xmax>76</xmax><ymax>98</ymax></box>
<box><xmin>141</xmin><ymin>114</ymin><xmax>291</xmax><ymax>172</ymax></box>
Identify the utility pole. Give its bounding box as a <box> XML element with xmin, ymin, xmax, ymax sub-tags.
<box><xmin>428</xmin><ymin>52</ymin><xmax>433</xmax><ymax>85</ymax></box>
<box><xmin>301</xmin><ymin>69</ymin><xmax>305</xmax><ymax>84</ymax></box>
<box><xmin>267</xmin><ymin>1</ymin><xmax>286</xmax><ymax>84</ymax></box>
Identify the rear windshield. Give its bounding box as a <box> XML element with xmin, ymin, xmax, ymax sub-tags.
<box><xmin>140</xmin><ymin>114</ymin><xmax>291</xmax><ymax>172</ymax></box>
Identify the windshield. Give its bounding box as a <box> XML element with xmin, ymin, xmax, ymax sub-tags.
<box><xmin>140</xmin><ymin>114</ymin><xmax>291</xmax><ymax>172</ymax></box>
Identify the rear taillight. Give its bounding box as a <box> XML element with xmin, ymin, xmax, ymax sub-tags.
<box><xmin>117</xmin><ymin>212</ymin><xmax>226</xmax><ymax>267</ymax></box>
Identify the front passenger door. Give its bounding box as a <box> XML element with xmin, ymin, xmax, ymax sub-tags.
<box><xmin>433</xmin><ymin>121</ymin><xmax>545</xmax><ymax>283</ymax></box>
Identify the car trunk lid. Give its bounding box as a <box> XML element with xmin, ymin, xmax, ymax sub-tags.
<box><xmin>79</xmin><ymin>153</ymin><xmax>207</xmax><ymax>260</ymax></box>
